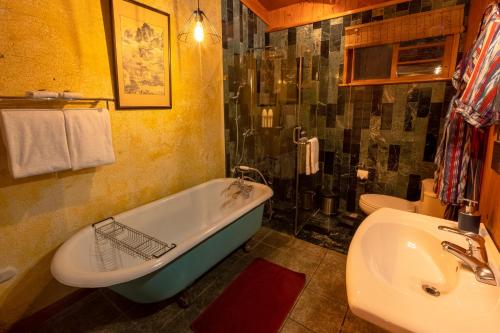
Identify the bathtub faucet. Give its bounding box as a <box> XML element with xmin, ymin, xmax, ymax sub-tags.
<box><xmin>227</xmin><ymin>166</ymin><xmax>268</xmax><ymax>199</ymax></box>
<box><xmin>226</xmin><ymin>177</ymin><xmax>254</xmax><ymax>199</ymax></box>
<box><xmin>232</xmin><ymin>165</ymin><xmax>268</xmax><ymax>186</ymax></box>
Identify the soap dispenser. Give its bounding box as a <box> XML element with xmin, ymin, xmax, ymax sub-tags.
<box><xmin>261</xmin><ymin>109</ymin><xmax>268</xmax><ymax>128</ymax></box>
<box><xmin>458</xmin><ymin>199</ymin><xmax>481</xmax><ymax>234</ymax></box>
<box><xmin>268</xmin><ymin>109</ymin><xmax>273</xmax><ymax>128</ymax></box>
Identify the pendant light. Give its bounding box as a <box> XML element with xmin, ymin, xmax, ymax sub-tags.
<box><xmin>177</xmin><ymin>0</ymin><xmax>221</xmax><ymax>44</ymax></box>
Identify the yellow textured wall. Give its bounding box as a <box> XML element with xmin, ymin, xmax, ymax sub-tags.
<box><xmin>0</xmin><ymin>0</ymin><xmax>225</xmax><ymax>329</ymax></box>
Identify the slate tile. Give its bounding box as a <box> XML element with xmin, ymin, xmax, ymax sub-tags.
<box><xmin>404</xmin><ymin>102</ymin><xmax>418</xmax><ymax>131</ymax></box>
<box><xmin>361</xmin><ymin>10</ymin><xmax>372</xmax><ymax>24</ymax></box>
<box><xmin>327</xmin><ymin>104</ymin><xmax>337</xmax><ymax>128</ymax></box>
<box><xmin>407</xmin><ymin>174</ymin><xmax>422</xmax><ymax>200</ymax></box>
<box><xmin>321</xmin><ymin>20</ymin><xmax>330</xmax><ymax>41</ymax></box>
<box><xmin>330</xmin><ymin>24</ymin><xmax>342</xmax><ymax>51</ymax></box>
<box><xmin>351</xmin><ymin>13</ymin><xmax>361</xmax><ymax>25</ymax></box>
<box><xmin>325</xmin><ymin>151</ymin><xmax>335</xmax><ymax>175</ymax></box>
<box><xmin>288</xmin><ymin>27</ymin><xmax>297</xmax><ymax>46</ymax></box>
<box><xmin>409</xmin><ymin>0</ymin><xmax>422</xmax><ymax>13</ymax></box>
<box><xmin>343</xmin><ymin>129</ymin><xmax>352</xmax><ymax>153</ymax></box>
<box><xmin>321</xmin><ymin>40</ymin><xmax>329</xmax><ymax>58</ymax></box>
<box><xmin>342</xmin><ymin>15</ymin><xmax>351</xmax><ymax>29</ymax></box>
<box><xmin>388</xmin><ymin>144</ymin><xmax>401</xmax><ymax>171</ymax></box>
<box><xmin>423</xmin><ymin>133</ymin><xmax>438</xmax><ymax>162</ymax></box>
<box><xmin>417</xmin><ymin>87</ymin><xmax>432</xmax><ymax>117</ymax></box>
<box><xmin>291</xmin><ymin>289</ymin><xmax>347</xmax><ymax>333</ymax></box>
<box><xmin>371</xmin><ymin>86</ymin><xmax>383</xmax><ymax>116</ymax></box>
<box><xmin>347</xmin><ymin>189</ymin><xmax>357</xmax><ymax>212</ymax></box>
<box><xmin>381</xmin><ymin>103</ymin><xmax>393</xmax><ymax>130</ymax></box>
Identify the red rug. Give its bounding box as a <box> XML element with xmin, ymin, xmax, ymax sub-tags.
<box><xmin>191</xmin><ymin>258</ymin><xmax>306</xmax><ymax>333</ymax></box>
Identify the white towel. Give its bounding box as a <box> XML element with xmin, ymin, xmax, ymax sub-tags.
<box><xmin>59</xmin><ymin>91</ymin><xmax>83</xmax><ymax>99</ymax></box>
<box><xmin>306</xmin><ymin>137</ymin><xmax>319</xmax><ymax>175</ymax></box>
<box><xmin>63</xmin><ymin>108</ymin><xmax>115</xmax><ymax>170</ymax></box>
<box><xmin>0</xmin><ymin>109</ymin><xmax>72</xmax><ymax>178</ymax></box>
<box><xmin>305</xmin><ymin>142</ymin><xmax>311</xmax><ymax>175</ymax></box>
<box><xmin>26</xmin><ymin>91</ymin><xmax>59</xmax><ymax>98</ymax></box>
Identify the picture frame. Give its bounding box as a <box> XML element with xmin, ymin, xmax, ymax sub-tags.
<box><xmin>110</xmin><ymin>0</ymin><xmax>172</xmax><ymax>109</ymax></box>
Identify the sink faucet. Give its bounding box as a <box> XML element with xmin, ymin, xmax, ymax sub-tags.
<box><xmin>438</xmin><ymin>226</ymin><xmax>488</xmax><ymax>262</ymax></box>
<box><xmin>439</xmin><ymin>226</ymin><xmax>496</xmax><ymax>286</ymax></box>
<box><xmin>441</xmin><ymin>241</ymin><xmax>497</xmax><ymax>286</ymax></box>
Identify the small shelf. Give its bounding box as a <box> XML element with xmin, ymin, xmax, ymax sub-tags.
<box><xmin>339</xmin><ymin>76</ymin><xmax>451</xmax><ymax>87</ymax></box>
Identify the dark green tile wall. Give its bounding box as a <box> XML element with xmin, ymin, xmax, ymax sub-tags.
<box><xmin>222</xmin><ymin>0</ymin><xmax>465</xmax><ymax>212</ymax></box>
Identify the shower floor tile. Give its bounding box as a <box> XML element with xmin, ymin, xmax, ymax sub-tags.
<box><xmin>263</xmin><ymin>206</ymin><xmax>362</xmax><ymax>254</ymax></box>
<box><xmin>32</xmin><ymin>227</ymin><xmax>384</xmax><ymax>333</ymax></box>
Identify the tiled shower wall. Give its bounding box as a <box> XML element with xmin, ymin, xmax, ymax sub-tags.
<box><xmin>222</xmin><ymin>0</ymin><xmax>465</xmax><ymax>212</ymax></box>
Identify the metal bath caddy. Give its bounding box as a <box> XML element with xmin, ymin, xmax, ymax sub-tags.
<box><xmin>93</xmin><ymin>217</ymin><xmax>176</xmax><ymax>260</ymax></box>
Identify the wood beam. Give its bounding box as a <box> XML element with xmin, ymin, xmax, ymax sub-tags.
<box><xmin>241</xmin><ymin>0</ymin><xmax>271</xmax><ymax>25</ymax></box>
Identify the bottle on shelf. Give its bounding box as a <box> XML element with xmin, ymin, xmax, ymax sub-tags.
<box><xmin>261</xmin><ymin>109</ymin><xmax>268</xmax><ymax>128</ymax></box>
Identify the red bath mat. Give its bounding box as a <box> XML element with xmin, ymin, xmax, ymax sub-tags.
<box><xmin>191</xmin><ymin>258</ymin><xmax>305</xmax><ymax>333</ymax></box>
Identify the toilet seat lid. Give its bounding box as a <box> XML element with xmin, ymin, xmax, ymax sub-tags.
<box><xmin>360</xmin><ymin>194</ymin><xmax>416</xmax><ymax>212</ymax></box>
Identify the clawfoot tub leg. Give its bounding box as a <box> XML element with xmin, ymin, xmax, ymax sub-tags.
<box><xmin>175</xmin><ymin>290</ymin><xmax>190</xmax><ymax>308</ymax></box>
<box><xmin>243</xmin><ymin>241</ymin><xmax>253</xmax><ymax>253</ymax></box>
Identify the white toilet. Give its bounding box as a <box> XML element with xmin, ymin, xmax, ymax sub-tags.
<box><xmin>359</xmin><ymin>178</ymin><xmax>445</xmax><ymax>218</ymax></box>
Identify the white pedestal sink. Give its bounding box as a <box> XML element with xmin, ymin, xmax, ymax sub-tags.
<box><xmin>346</xmin><ymin>208</ymin><xmax>500</xmax><ymax>333</ymax></box>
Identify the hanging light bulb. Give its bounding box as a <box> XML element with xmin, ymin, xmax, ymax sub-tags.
<box><xmin>177</xmin><ymin>0</ymin><xmax>221</xmax><ymax>45</ymax></box>
<box><xmin>194</xmin><ymin>18</ymin><xmax>204</xmax><ymax>42</ymax></box>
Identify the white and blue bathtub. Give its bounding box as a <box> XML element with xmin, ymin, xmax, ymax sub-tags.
<box><xmin>51</xmin><ymin>178</ymin><xmax>273</xmax><ymax>303</ymax></box>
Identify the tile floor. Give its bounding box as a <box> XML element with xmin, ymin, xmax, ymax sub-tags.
<box><xmin>34</xmin><ymin>227</ymin><xmax>385</xmax><ymax>333</ymax></box>
<box><xmin>265</xmin><ymin>204</ymin><xmax>363</xmax><ymax>254</ymax></box>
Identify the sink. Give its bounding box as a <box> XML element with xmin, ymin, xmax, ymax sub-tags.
<box><xmin>346</xmin><ymin>208</ymin><xmax>500</xmax><ymax>333</ymax></box>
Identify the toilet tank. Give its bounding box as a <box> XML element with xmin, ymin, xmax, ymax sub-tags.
<box><xmin>418</xmin><ymin>178</ymin><xmax>445</xmax><ymax>218</ymax></box>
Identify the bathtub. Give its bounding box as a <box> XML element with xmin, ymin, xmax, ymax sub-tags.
<box><xmin>51</xmin><ymin>178</ymin><xmax>273</xmax><ymax>303</ymax></box>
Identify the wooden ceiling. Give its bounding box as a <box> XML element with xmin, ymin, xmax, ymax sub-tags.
<box><xmin>258</xmin><ymin>0</ymin><xmax>367</xmax><ymax>11</ymax></box>
<box><xmin>242</xmin><ymin>0</ymin><xmax>409</xmax><ymax>31</ymax></box>
<box><xmin>257</xmin><ymin>0</ymin><xmax>318</xmax><ymax>11</ymax></box>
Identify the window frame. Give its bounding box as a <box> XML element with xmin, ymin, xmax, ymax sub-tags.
<box><xmin>342</xmin><ymin>34</ymin><xmax>460</xmax><ymax>86</ymax></box>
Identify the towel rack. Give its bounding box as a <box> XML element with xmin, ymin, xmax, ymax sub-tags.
<box><xmin>293</xmin><ymin>126</ymin><xmax>310</xmax><ymax>145</ymax></box>
<box><xmin>0</xmin><ymin>95</ymin><xmax>115</xmax><ymax>109</ymax></box>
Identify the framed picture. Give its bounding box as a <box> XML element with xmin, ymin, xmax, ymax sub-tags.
<box><xmin>110</xmin><ymin>0</ymin><xmax>172</xmax><ymax>109</ymax></box>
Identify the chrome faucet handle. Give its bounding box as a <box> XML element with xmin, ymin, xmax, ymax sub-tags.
<box><xmin>438</xmin><ymin>225</ymin><xmax>488</xmax><ymax>263</ymax></box>
<box><xmin>441</xmin><ymin>241</ymin><xmax>497</xmax><ymax>286</ymax></box>
<box><xmin>465</xmin><ymin>237</ymin><xmax>474</xmax><ymax>257</ymax></box>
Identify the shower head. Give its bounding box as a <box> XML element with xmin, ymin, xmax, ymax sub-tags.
<box><xmin>230</xmin><ymin>82</ymin><xmax>246</xmax><ymax>101</ymax></box>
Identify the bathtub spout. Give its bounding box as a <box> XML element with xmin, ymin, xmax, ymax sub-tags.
<box><xmin>224</xmin><ymin>177</ymin><xmax>253</xmax><ymax>199</ymax></box>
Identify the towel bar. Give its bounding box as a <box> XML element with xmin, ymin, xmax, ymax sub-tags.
<box><xmin>0</xmin><ymin>95</ymin><xmax>115</xmax><ymax>109</ymax></box>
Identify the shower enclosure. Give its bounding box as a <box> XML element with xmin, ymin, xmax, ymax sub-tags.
<box><xmin>223</xmin><ymin>1</ymin><xmax>454</xmax><ymax>253</ymax></box>
<box><xmin>225</xmin><ymin>27</ymin><xmax>353</xmax><ymax>247</ymax></box>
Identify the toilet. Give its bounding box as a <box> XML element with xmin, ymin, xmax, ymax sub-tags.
<box><xmin>359</xmin><ymin>178</ymin><xmax>445</xmax><ymax>218</ymax></box>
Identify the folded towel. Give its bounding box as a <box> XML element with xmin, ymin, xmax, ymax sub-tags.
<box><xmin>305</xmin><ymin>142</ymin><xmax>311</xmax><ymax>175</ymax></box>
<box><xmin>64</xmin><ymin>108</ymin><xmax>115</xmax><ymax>170</ymax></box>
<box><xmin>306</xmin><ymin>137</ymin><xmax>319</xmax><ymax>175</ymax></box>
<box><xmin>26</xmin><ymin>90</ymin><xmax>59</xmax><ymax>98</ymax></box>
<box><xmin>0</xmin><ymin>109</ymin><xmax>72</xmax><ymax>178</ymax></box>
<box><xmin>59</xmin><ymin>91</ymin><xmax>83</xmax><ymax>99</ymax></box>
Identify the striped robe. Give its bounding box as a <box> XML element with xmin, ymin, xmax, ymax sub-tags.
<box><xmin>434</xmin><ymin>3</ymin><xmax>500</xmax><ymax>207</ymax></box>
